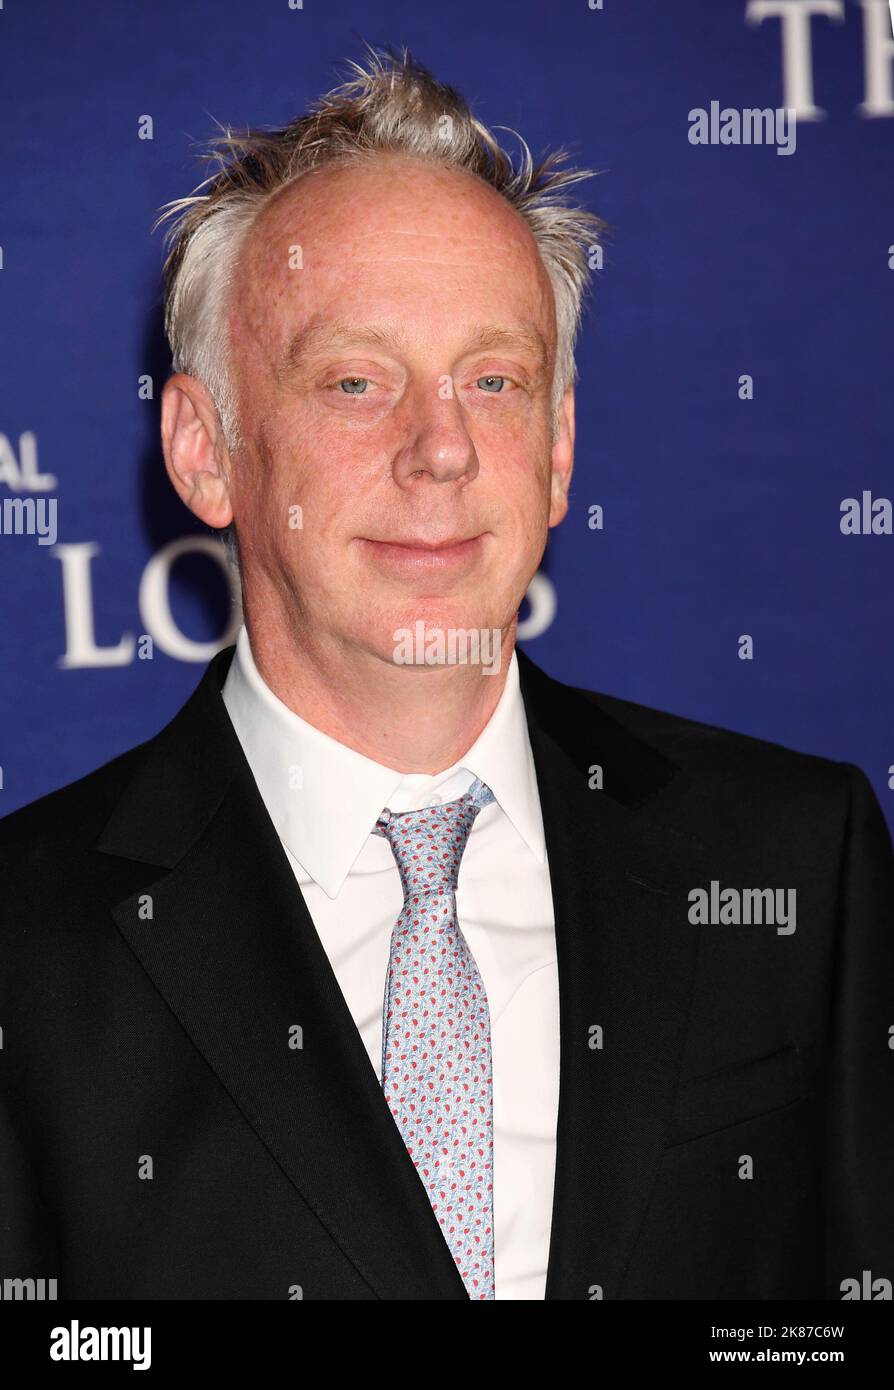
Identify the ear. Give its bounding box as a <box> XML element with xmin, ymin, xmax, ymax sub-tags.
<box><xmin>548</xmin><ymin>384</ymin><xmax>575</xmax><ymax>528</ymax></box>
<box><xmin>160</xmin><ymin>374</ymin><xmax>234</xmax><ymax>529</ymax></box>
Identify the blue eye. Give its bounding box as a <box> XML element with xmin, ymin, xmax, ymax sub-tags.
<box><xmin>477</xmin><ymin>375</ymin><xmax>505</xmax><ymax>393</ymax></box>
<box><xmin>338</xmin><ymin>377</ymin><xmax>369</xmax><ymax>394</ymax></box>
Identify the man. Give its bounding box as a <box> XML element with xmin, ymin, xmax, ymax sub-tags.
<box><xmin>1</xmin><ymin>47</ymin><xmax>892</xmax><ymax>1302</ymax></box>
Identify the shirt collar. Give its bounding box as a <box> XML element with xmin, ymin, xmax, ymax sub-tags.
<box><xmin>221</xmin><ymin>625</ymin><xmax>546</xmax><ymax>899</ymax></box>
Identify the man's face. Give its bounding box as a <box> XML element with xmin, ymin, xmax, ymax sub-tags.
<box><xmin>225</xmin><ymin>152</ymin><xmax>574</xmax><ymax>667</ymax></box>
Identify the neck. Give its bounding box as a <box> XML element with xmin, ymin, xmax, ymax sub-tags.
<box><xmin>243</xmin><ymin>615</ymin><xmax>517</xmax><ymax>774</ymax></box>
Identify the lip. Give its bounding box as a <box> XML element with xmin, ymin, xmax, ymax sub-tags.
<box><xmin>357</xmin><ymin>534</ymin><xmax>485</xmax><ymax>570</ymax></box>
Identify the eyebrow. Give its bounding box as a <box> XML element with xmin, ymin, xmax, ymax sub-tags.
<box><xmin>276</xmin><ymin>319</ymin><xmax>549</xmax><ymax>379</ymax></box>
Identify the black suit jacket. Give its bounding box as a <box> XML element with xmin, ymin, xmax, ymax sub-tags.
<box><xmin>1</xmin><ymin>646</ymin><xmax>892</xmax><ymax>1300</ymax></box>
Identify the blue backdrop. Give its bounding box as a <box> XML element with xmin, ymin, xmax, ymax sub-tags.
<box><xmin>2</xmin><ymin>0</ymin><xmax>892</xmax><ymax>831</ymax></box>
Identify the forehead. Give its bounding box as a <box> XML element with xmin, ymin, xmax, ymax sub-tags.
<box><xmin>231</xmin><ymin>154</ymin><xmax>556</xmax><ymax>354</ymax></box>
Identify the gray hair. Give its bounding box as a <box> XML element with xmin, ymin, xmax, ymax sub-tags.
<box><xmin>154</xmin><ymin>44</ymin><xmax>607</xmax><ymax>559</ymax></box>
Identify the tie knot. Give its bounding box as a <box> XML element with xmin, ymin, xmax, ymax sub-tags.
<box><xmin>373</xmin><ymin>776</ymin><xmax>495</xmax><ymax>897</ymax></box>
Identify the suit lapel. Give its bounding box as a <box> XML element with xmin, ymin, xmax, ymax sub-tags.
<box><xmin>97</xmin><ymin>648</ymin><xmax>468</xmax><ymax>1300</ymax></box>
<box><xmin>515</xmin><ymin>650</ymin><xmax>707</xmax><ymax>1300</ymax></box>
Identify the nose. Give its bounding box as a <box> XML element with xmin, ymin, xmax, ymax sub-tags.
<box><xmin>391</xmin><ymin>378</ymin><xmax>480</xmax><ymax>488</ymax></box>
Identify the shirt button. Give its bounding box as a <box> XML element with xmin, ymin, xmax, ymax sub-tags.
<box><xmin>427</xmin><ymin>794</ymin><xmax>442</xmax><ymax>807</ymax></box>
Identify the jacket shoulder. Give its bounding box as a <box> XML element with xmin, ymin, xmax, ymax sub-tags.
<box><xmin>576</xmin><ymin>682</ymin><xmax>851</xmax><ymax>790</ymax></box>
<box><xmin>0</xmin><ymin>653</ymin><xmax>231</xmax><ymax>866</ymax></box>
<box><xmin>0</xmin><ymin>741</ymin><xmax>151</xmax><ymax>861</ymax></box>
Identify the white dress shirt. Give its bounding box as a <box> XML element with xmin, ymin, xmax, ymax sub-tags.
<box><xmin>221</xmin><ymin>625</ymin><xmax>559</xmax><ymax>1299</ymax></box>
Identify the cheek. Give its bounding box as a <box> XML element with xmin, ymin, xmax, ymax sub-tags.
<box><xmin>476</xmin><ymin>407</ymin><xmax>552</xmax><ymax>471</ymax></box>
<box><xmin>233</xmin><ymin>429</ymin><xmax>312</xmax><ymax>557</ymax></box>
<box><xmin>283</xmin><ymin>399</ymin><xmax>394</xmax><ymax>487</ymax></box>
<box><xmin>491</xmin><ymin>442</ymin><xmax>554</xmax><ymax>520</ymax></box>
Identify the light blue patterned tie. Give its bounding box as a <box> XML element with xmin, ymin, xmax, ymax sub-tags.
<box><xmin>373</xmin><ymin>776</ymin><xmax>496</xmax><ymax>1300</ymax></box>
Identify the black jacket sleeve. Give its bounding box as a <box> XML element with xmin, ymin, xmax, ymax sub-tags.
<box><xmin>824</xmin><ymin>763</ymin><xmax>894</xmax><ymax>1299</ymax></box>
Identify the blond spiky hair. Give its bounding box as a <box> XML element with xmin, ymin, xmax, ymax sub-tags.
<box><xmin>155</xmin><ymin>42</ymin><xmax>606</xmax><ymax>464</ymax></box>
